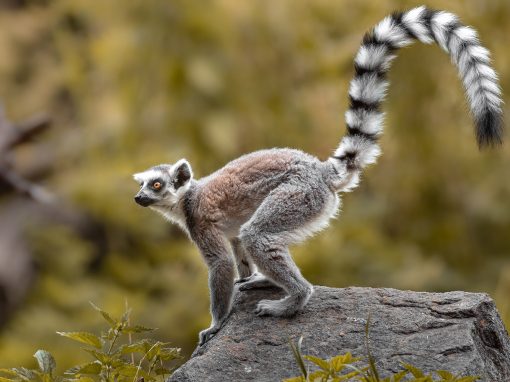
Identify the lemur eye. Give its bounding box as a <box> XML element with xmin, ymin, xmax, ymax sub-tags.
<box><xmin>153</xmin><ymin>181</ymin><xmax>162</xmax><ymax>190</ymax></box>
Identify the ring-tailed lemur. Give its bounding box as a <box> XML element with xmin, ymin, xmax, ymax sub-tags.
<box><xmin>133</xmin><ymin>6</ymin><xmax>503</xmax><ymax>345</ymax></box>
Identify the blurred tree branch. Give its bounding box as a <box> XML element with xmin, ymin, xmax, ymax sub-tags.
<box><xmin>0</xmin><ymin>106</ymin><xmax>54</xmax><ymax>204</ymax></box>
<box><xmin>0</xmin><ymin>105</ymin><xmax>109</xmax><ymax>328</ymax></box>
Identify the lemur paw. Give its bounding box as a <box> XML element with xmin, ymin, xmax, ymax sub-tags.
<box><xmin>198</xmin><ymin>325</ymin><xmax>220</xmax><ymax>346</ymax></box>
<box><xmin>255</xmin><ymin>299</ymin><xmax>280</xmax><ymax>316</ymax></box>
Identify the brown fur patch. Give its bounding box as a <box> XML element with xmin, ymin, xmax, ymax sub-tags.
<box><xmin>196</xmin><ymin>150</ymin><xmax>295</xmax><ymax>232</ymax></box>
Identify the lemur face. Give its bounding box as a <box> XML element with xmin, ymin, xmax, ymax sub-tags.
<box><xmin>133</xmin><ymin>159</ymin><xmax>193</xmax><ymax>209</ymax></box>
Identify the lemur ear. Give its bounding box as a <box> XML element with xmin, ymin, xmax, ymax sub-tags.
<box><xmin>133</xmin><ymin>173</ymin><xmax>144</xmax><ymax>183</ymax></box>
<box><xmin>172</xmin><ymin>159</ymin><xmax>193</xmax><ymax>189</ymax></box>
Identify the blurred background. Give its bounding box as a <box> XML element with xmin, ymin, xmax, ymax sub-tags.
<box><xmin>0</xmin><ymin>0</ymin><xmax>509</xmax><ymax>371</ymax></box>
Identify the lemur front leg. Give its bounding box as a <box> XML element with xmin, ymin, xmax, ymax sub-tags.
<box><xmin>195</xmin><ymin>229</ymin><xmax>235</xmax><ymax>346</ymax></box>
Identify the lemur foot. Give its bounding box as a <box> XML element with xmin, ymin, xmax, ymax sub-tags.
<box><xmin>198</xmin><ymin>324</ymin><xmax>222</xmax><ymax>346</ymax></box>
<box><xmin>255</xmin><ymin>287</ymin><xmax>313</xmax><ymax>317</ymax></box>
<box><xmin>236</xmin><ymin>272</ymin><xmax>277</xmax><ymax>291</ymax></box>
<box><xmin>254</xmin><ymin>297</ymin><xmax>299</xmax><ymax>317</ymax></box>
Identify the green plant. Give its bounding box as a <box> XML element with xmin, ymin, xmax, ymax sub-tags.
<box><xmin>285</xmin><ymin>337</ymin><xmax>478</xmax><ymax>382</ymax></box>
<box><xmin>287</xmin><ymin>336</ymin><xmax>363</xmax><ymax>382</ymax></box>
<box><xmin>0</xmin><ymin>303</ymin><xmax>181</xmax><ymax>382</ymax></box>
<box><xmin>285</xmin><ymin>316</ymin><xmax>478</xmax><ymax>382</ymax></box>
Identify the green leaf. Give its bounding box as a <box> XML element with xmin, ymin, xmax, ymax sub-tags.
<box><xmin>390</xmin><ymin>370</ymin><xmax>409</xmax><ymax>382</ymax></box>
<box><xmin>282</xmin><ymin>377</ymin><xmax>305</xmax><ymax>382</ymax></box>
<box><xmin>104</xmin><ymin>328</ymin><xmax>117</xmax><ymax>341</ymax></box>
<box><xmin>0</xmin><ymin>377</ymin><xmax>15</xmax><ymax>382</ymax></box>
<box><xmin>337</xmin><ymin>369</ymin><xmax>362</xmax><ymax>381</ymax></box>
<box><xmin>343</xmin><ymin>364</ymin><xmax>371</xmax><ymax>382</ymax></box>
<box><xmin>114</xmin><ymin>364</ymin><xmax>138</xmax><ymax>377</ymax></box>
<box><xmin>304</xmin><ymin>355</ymin><xmax>330</xmax><ymax>371</ymax></box>
<box><xmin>154</xmin><ymin>367</ymin><xmax>173</xmax><ymax>376</ymax></box>
<box><xmin>89</xmin><ymin>302</ymin><xmax>117</xmax><ymax>326</ymax></box>
<box><xmin>74</xmin><ymin>377</ymin><xmax>95</xmax><ymax>382</ymax></box>
<box><xmin>122</xmin><ymin>325</ymin><xmax>156</xmax><ymax>334</ymax></box>
<box><xmin>436</xmin><ymin>370</ymin><xmax>453</xmax><ymax>380</ymax></box>
<box><xmin>120</xmin><ymin>339</ymin><xmax>153</xmax><ymax>355</ymax></box>
<box><xmin>146</xmin><ymin>342</ymin><xmax>163</xmax><ymax>360</ymax></box>
<box><xmin>329</xmin><ymin>352</ymin><xmax>361</xmax><ymax>372</ymax></box>
<box><xmin>307</xmin><ymin>370</ymin><xmax>325</xmax><ymax>382</ymax></box>
<box><xmin>65</xmin><ymin>362</ymin><xmax>102</xmax><ymax>376</ymax></box>
<box><xmin>127</xmin><ymin>340</ymin><xmax>173</xmax><ymax>361</ymax></box>
<box><xmin>0</xmin><ymin>370</ymin><xmax>17</xmax><ymax>377</ymax></box>
<box><xmin>57</xmin><ymin>332</ymin><xmax>102</xmax><ymax>349</ymax></box>
<box><xmin>120</xmin><ymin>308</ymin><xmax>132</xmax><ymax>324</ymax></box>
<box><xmin>402</xmin><ymin>363</ymin><xmax>425</xmax><ymax>378</ymax></box>
<box><xmin>157</xmin><ymin>347</ymin><xmax>181</xmax><ymax>361</ymax></box>
<box><xmin>111</xmin><ymin>361</ymin><xmax>152</xmax><ymax>381</ymax></box>
<box><xmin>33</xmin><ymin>350</ymin><xmax>56</xmax><ymax>375</ymax></box>
<box><xmin>11</xmin><ymin>368</ymin><xmax>39</xmax><ymax>382</ymax></box>
<box><xmin>83</xmin><ymin>349</ymin><xmax>113</xmax><ymax>365</ymax></box>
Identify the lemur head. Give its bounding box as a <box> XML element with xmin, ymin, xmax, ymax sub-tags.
<box><xmin>133</xmin><ymin>159</ymin><xmax>193</xmax><ymax>209</ymax></box>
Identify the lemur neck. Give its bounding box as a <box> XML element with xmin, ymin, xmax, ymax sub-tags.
<box><xmin>161</xmin><ymin>181</ymin><xmax>197</xmax><ymax>237</ymax></box>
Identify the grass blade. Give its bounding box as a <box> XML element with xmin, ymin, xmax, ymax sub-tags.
<box><xmin>365</xmin><ymin>313</ymin><xmax>380</xmax><ymax>382</ymax></box>
<box><xmin>289</xmin><ymin>337</ymin><xmax>308</xmax><ymax>379</ymax></box>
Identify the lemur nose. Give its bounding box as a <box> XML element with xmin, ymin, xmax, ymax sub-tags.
<box><xmin>134</xmin><ymin>194</ymin><xmax>154</xmax><ymax>207</ymax></box>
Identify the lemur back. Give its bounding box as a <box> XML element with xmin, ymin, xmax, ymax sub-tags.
<box><xmin>133</xmin><ymin>6</ymin><xmax>504</xmax><ymax>346</ymax></box>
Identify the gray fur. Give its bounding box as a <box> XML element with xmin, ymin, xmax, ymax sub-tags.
<box><xmin>133</xmin><ymin>7</ymin><xmax>504</xmax><ymax>346</ymax></box>
<box><xmin>230</xmin><ymin>237</ymin><xmax>254</xmax><ymax>280</ymax></box>
<box><xmin>236</xmin><ymin>272</ymin><xmax>277</xmax><ymax>291</ymax></box>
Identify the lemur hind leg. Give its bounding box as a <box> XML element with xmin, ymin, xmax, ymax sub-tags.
<box><xmin>231</xmin><ymin>238</ymin><xmax>278</xmax><ymax>290</ymax></box>
<box><xmin>240</xmin><ymin>183</ymin><xmax>335</xmax><ymax>317</ymax></box>
<box><xmin>230</xmin><ymin>237</ymin><xmax>255</xmax><ymax>280</ymax></box>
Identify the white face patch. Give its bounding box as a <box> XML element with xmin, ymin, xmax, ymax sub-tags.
<box><xmin>133</xmin><ymin>160</ymin><xmax>194</xmax><ymax>214</ymax></box>
<box><xmin>133</xmin><ymin>169</ymin><xmax>162</xmax><ymax>185</ymax></box>
<box><xmin>133</xmin><ymin>167</ymin><xmax>173</xmax><ymax>209</ymax></box>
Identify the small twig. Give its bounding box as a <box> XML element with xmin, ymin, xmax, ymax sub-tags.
<box><xmin>5</xmin><ymin>114</ymin><xmax>51</xmax><ymax>150</ymax></box>
<box><xmin>126</xmin><ymin>299</ymin><xmax>135</xmax><ymax>365</ymax></box>
<box><xmin>0</xmin><ymin>106</ymin><xmax>54</xmax><ymax>204</ymax></box>
<box><xmin>0</xmin><ymin>165</ymin><xmax>55</xmax><ymax>204</ymax></box>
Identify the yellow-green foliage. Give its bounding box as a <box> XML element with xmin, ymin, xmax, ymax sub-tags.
<box><xmin>0</xmin><ymin>0</ymin><xmax>509</xmax><ymax>371</ymax></box>
<box><xmin>0</xmin><ymin>304</ymin><xmax>181</xmax><ymax>382</ymax></box>
<box><xmin>285</xmin><ymin>337</ymin><xmax>478</xmax><ymax>382</ymax></box>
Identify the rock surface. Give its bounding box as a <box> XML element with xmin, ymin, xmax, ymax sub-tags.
<box><xmin>169</xmin><ymin>286</ymin><xmax>510</xmax><ymax>382</ymax></box>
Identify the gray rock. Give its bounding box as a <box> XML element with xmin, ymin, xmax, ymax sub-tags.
<box><xmin>169</xmin><ymin>286</ymin><xmax>510</xmax><ymax>382</ymax></box>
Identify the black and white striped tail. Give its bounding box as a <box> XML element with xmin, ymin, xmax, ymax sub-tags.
<box><xmin>331</xmin><ymin>6</ymin><xmax>503</xmax><ymax>178</ymax></box>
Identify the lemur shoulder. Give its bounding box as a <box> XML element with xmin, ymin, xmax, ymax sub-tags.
<box><xmin>133</xmin><ymin>6</ymin><xmax>504</xmax><ymax>346</ymax></box>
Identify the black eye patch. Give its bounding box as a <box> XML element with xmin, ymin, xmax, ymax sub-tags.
<box><xmin>149</xmin><ymin>178</ymin><xmax>164</xmax><ymax>191</ymax></box>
